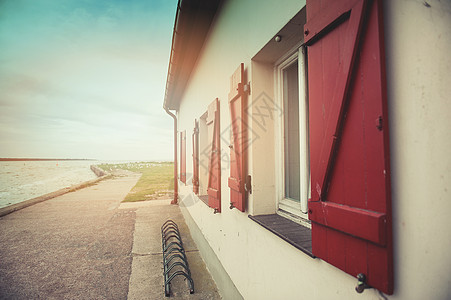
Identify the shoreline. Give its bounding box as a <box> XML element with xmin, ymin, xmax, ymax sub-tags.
<box><xmin>0</xmin><ymin>165</ymin><xmax>111</xmax><ymax>217</ymax></box>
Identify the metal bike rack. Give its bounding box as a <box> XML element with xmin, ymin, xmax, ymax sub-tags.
<box><xmin>161</xmin><ymin>220</ymin><xmax>194</xmax><ymax>297</ymax></box>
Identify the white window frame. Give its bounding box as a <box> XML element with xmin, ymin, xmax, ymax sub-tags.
<box><xmin>275</xmin><ymin>46</ymin><xmax>310</xmax><ymax>226</ymax></box>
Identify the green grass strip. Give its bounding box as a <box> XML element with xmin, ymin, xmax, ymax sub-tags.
<box><xmin>98</xmin><ymin>162</ymin><xmax>174</xmax><ymax>202</ymax></box>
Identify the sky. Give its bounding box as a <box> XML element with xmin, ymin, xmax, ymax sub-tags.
<box><xmin>0</xmin><ymin>0</ymin><xmax>178</xmax><ymax>161</ymax></box>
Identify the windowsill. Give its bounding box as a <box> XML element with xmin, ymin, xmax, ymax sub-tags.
<box><xmin>277</xmin><ymin>208</ymin><xmax>311</xmax><ymax>229</ymax></box>
<box><xmin>249</xmin><ymin>214</ymin><xmax>315</xmax><ymax>258</ymax></box>
<box><xmin>198</xmin><ymin>195</ymin><xmax>209</xmax><ymax>205</ymax></box>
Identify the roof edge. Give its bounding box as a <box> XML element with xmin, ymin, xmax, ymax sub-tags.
<box><xmin>163</xmin><ymin>0</ymin><xmax>221</xmax><ymax>111</ymax></box>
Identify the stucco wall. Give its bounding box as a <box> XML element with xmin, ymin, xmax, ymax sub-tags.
<box><xmin>175</xmin><ymin>0</ymin><xmax>451</xmax><ymax>299</ymax></box>
<box><xmin>384</xmin><ymin>1</ymin><xmax>451</xmax><ymax>299</ymax></box>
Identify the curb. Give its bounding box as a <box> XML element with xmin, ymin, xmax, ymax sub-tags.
<box><xmin>0</xmin><ymin>166</ymin><xmax>112</xmax><ymax>218</ymax></box>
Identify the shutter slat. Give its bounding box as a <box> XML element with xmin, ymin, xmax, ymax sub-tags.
<box><xmin>309</xmin><ymin>201</ymin><xmax>386</xmax><ymax>245</ymax></box>
<box><xmin>227</xmin><ymin>178</ymin><xmax>241</xmax><ymax>192</ymax></box>
<box><xmin>207</xmin><ymin>188</ymin><xmax>220</xmax><ymax>199</ymax></box>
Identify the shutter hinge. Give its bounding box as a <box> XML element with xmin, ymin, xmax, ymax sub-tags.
<box><xmin>243</xmin><ymin>82</ymin><xmax>251</xmax><ymax>95</ymax></box>
<box><xmin>376</xmin><ymin>116</ymin><xmax>383</xmax><ymax>131</ymax></box>
<box><xmin>244</xmin><ymin>175</ymin><xmax>252</xmax><ymax>194</ymax></box>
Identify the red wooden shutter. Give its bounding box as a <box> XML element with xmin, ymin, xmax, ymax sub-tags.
<box><xmin>192</xmin><ymin>120</ymin><xmax>199</xmax><ymax>194</ymax></box>
<box><xmin>228</xmin><ymin>63</ymin><xmax>247</xmax><ymax>212</ymax></box>
<box><xmin>180</xmin><ymin>130</ymin><xmax>186</xmax><ymax>184</ymax></box>
<box><xmin>305</xmin><ymin>0</ymin><xmax>393</xmax><ymax>294</ymax></box>
<box><xmin>207</xmin><ymin>98</ymin><xmax>221</xmax><ymax>212</ymax></box>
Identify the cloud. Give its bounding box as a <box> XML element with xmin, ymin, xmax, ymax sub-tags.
<box><xmin>0</xmin><ymin>0</ymin><xmax>177</xmax><ymax>160</ymax></box>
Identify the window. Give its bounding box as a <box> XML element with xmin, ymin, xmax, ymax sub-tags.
<box><xmin>247</xmin><ymin>7</ymin><xmax>312</xmax><ymax>254</ymax></box>
<box><xmin>193</xmin><ymin>99</ymin><xmax>221</xmax><ymax>212</ymax></box>
<box><xmin>180</xmin><ymin>130</ymin><xmax>186</xmax><ymax>184</ymax></box>
<box><xmin>276</xmin><ymin>47</ymin><xmax>310</xmax><ymax>225</ymax></box>
<box><xmin>250</xmin><ymin>1</ymin><xmax>392</xmax><ymax>293</ymax></box>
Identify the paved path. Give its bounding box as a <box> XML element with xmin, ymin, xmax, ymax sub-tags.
<box><xmin>0</xmin><ymin>172</ymin><xmax>220</xmax><ymax>299</ymax></box>
<box><xmin>124</xmin><ymin>200</ymin><xmax>220</xmax><ymax>300</ymax></box>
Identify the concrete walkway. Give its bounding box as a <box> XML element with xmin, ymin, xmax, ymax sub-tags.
<box><xmin>0</xmin><ymin>172</ymin><xmax>220</xmax><ymax>299</ymax></box>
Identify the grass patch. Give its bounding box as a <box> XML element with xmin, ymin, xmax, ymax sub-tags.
<box><xmin>98</xmin><ymin>161</ymin><xmax>174</xmax><ymax>202</ymax></box>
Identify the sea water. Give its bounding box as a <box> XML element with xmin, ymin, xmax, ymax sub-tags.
<box><xmin>0</xmin><ymin>160</ymin><xmax>99</xmax><ymax>209</ymax></box>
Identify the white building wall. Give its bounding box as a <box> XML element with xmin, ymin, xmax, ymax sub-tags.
<box><xmin>175</xmin><ymin>0</ymin><xmax>451</xmax><ymax>299</ymax></box>
<box><xmin>384</xmin><ymin>1</ymin><xmax>451</xmax><ymax>299</ymax></box>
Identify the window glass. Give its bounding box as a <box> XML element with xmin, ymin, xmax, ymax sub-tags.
<box><xmin>283</xmin><ymin>61</ymin><xmax>300</xmax><ymax>202</ymax></box>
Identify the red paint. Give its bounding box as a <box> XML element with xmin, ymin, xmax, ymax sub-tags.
<box><xmin>304</xmin><ymin>0</ymin><xmax>360</xmax><ymax>45</ymax></box>
<box><xmin>207</xmin><ymin>98</ymin><xmax>221</xmax><ymax>212</ymax></box>
<box><xmin>306</xmin><ymin>0</ymin><xmax>367</xmax><ymax>202</ymax></box>
<box><xmin>309</xmin><ymin>201</ymin><xmax>386</xmax><ymax>245</ymax></box>
<box><xmin>306</xmin><ymin>0</ymin><xmax>393</xmax><ymax>294</ymax></box>
<box><xmin>180</xmin><ymin>130</ymin><xmax>186</xmax><ymax>184</ymax></box>
<box><xmin>192</xmin><ymin>119</ymin><xmax>199</xmax><ymax>194</ymax></box>
<box><xmin>228</xmin><ymin>63</ymin><xmax>247</xmax><ymax>212</ymax></box>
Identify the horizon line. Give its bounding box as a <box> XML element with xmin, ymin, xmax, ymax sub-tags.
<box><xmin>0</xmin><ymin>158</ymin><xmax>174</xmax><ymax>162</ymax></box>
<box><xmin>0</xmin><ymin>158</ymin><xmax>96</xmax><ymax>162</ymax></box>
